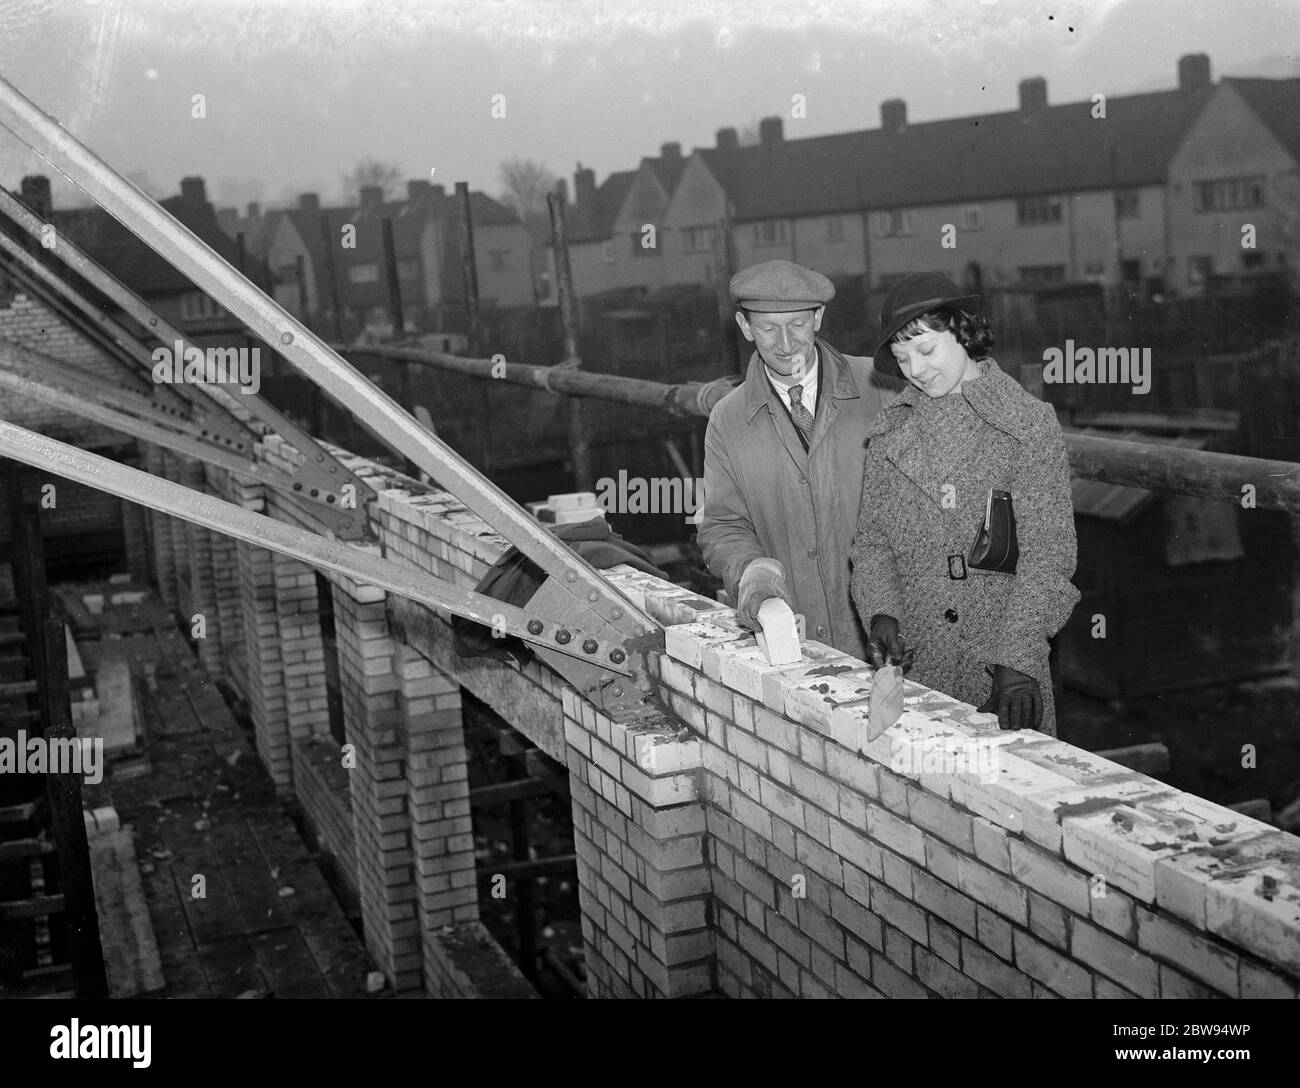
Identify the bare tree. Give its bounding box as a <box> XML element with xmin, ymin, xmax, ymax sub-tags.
<box><xmin>340</xmin><ymin>158</ymin><xmax>402</xmax><ymax>202</ymax></box>
<box><xmin>498</xmin><ymin>157</ymin><xmax>559</xmax><ymax>242</ymax></box>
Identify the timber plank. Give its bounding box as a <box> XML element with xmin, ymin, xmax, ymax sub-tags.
<box><xmin>196</xmin><ymin>934</ymin><xmax>269</xmax><ymax>998</ymax></box>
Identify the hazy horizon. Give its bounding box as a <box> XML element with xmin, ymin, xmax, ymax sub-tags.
<box><xmin>0</xmin><ymin>0</ymin><xmax>1295</xmax><ymax>213</ymax></box>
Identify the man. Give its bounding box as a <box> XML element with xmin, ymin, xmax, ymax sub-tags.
<box><xmin>699</xmin><ymin>259</ymin><xmax>902</xmax><ymax>661</ymax></box>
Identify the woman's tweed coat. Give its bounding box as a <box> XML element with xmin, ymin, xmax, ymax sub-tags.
<box><xmin>849</xmin><ymin>358</ymin><xmax>1080</xmax><ymax>735</ymax></box>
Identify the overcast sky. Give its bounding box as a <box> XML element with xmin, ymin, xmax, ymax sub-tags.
<box><xmin>0</xmin><ymin>0</ymin><xmax>1295</xmax><ymax>212</ymax></box>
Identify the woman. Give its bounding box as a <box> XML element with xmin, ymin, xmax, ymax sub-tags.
<box><xmin>850</xmin><ymin>273</ymin><xmax>1079</xmax><ymax>735</ymax></box>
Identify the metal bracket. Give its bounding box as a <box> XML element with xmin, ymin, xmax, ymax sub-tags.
<box><xmin>0</xmin><ymin>186</ymin><xmax>378</xmax><ymax>540</ymax></box>
<box><xmin>0</xmin><ymin>418</ymin><xmax>635</xmax><ymax>677</ymax></box>
<box><xmin>0</xmin><ymin>75</ymin><xmax>660</xmax><ymax>698</ymax></box>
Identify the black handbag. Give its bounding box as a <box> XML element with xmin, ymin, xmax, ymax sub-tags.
<box><xmin>968</xmin><ymin>489</ymin><xmax>1019</xmax><ymax>573</ymax></box>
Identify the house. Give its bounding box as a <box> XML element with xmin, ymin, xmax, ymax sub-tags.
<box><xmin>231</xmin><ymin>182</ymin><xmax>535</xmax><ymax>338</ymax></box>
<box><xmin>1167</xmin><ymin>71</ymin><xmax>1300</xmax><ymax>295</ymax></box>
<box><xmin>568</xmin><ymin>54</ymin><xmax>1300</xmax><ymax>304</ymax></box>
<box><xmin>15</xmin><ymin>174</ymin><xmax>267</xmax><ymax>340</ymax></box>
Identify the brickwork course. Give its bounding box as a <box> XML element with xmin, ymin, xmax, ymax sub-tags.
<box><xmin>116</xmin><ymin>425</ymin><xmax>1299</xmax><ymax>1000</ymax></box>
<box><xmin>2</xmin><ymin>300</ymin><xmax>1297</xmax><ymax>999</ymax></box>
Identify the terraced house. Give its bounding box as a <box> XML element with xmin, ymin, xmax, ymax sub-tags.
<box><xmin>567</xmin><ymin>54</ymin><xmax>1299</xmax><ymax>302</ymax></box>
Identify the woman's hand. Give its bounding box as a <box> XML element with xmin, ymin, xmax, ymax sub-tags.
<box><xmin>867</xmin><ymin>614</ymin><xmax>915</xmax><ymax>672</ymax></box>
<box><xmin>979</xmin><ymin>665</ymin><xmax>1042</xmax><ymax>730</ymax></box>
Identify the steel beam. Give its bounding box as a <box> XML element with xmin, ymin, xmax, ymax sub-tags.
<box><xmin>0</xmin><ymin>418</ymin><xmax>637</xmax><ymax>680</ymax></box>
<box><xmin>0</xmin><ymin>185</ymin><xmax>378</xmax><ymax>539</ymax></box>
<box><xmin>0</xmin><ymin>361</ymin><xmax>318</xmax><ymax>494</ymax></box>
<box><xmin>0</xmin><ymin>219</ymin><xmax>252</xmax><ymax>448</ymax></box>
<box><xmin>0</xmin><ymin>74</ymin><xmax>657</xmax><ymax>708</ymax></box>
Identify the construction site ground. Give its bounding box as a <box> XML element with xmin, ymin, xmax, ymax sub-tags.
<box><xmin>59</xmin><ymin>576</ymin><xmax>385</xmax><ymax>999</ymax></box>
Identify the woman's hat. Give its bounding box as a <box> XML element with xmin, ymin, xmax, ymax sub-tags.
<box><xmin>874</xmin><ymin>273</ymin><xmax>981</xmax><ymax>369</ymax></box>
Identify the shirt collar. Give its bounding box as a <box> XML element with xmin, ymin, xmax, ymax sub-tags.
<box><xmin>763</xmin><ymin>346</ymin><xmax>819</xmax><ymax>392</ymax></box>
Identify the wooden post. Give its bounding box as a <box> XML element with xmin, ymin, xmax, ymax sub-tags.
<box><xmin>319</xmin><ymin>212</ymin><xmax>344</xmax><ymax>340</ymax></box>
<box><xmin>509</xmin><ymin>795</ymin><xmax>536</xmax><ymax>981</ymax></box>
<box><xmin>295</xmin><ymin>253</ymin><xmax>308</xmax><ymax>323</ymax></box>
<box><xmin>5</xmin><ymin>462</ymin><xmax>45</xmax><ymax>684</ymax></box>
<box><xmin>455</xmin><ymin>183</ymin><xmax>482</xmax><ymax>353</ymax></box>
<box><xmin>457</xmin><ymin>182</ymin><xmax>493</xmax><ymax>473</ymax></box>
<box><xmin>381</xmin><ymin>218</ymin><xmax>405</xmax><ymax>340</ymax></box>
<box><xmin>41</xmin><ymin>618</ymin><xmax>108</xmax><ymax>998</ymax></box>
<box><xmin>713</xmin><ymin>202</ymin><xmax>739</xmax><ymax>374</ymax></box>
<box><xmin>547</xmin><ymin>188</ymin><xmax>594</xmax><ymax>492</ymax></box>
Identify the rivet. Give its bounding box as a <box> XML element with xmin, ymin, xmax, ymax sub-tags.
<box><xmin>148</xmin><ymin>318</ymin><xmax>158</xmax><ymax>327</ymax></box>
<box><xmin>582</xmin><ymin>639</ymin><xmax>598</xmax><ymax>654</ymax></box>
<box><xmin>611</xmin><ymin>608</ymin><xmax>623</xmax><ymax>620</ymax></box>
<box><xmin>611</xmin><ymin>685</ymin><xmax>624</xmax><ymax>698</ymax></box>
<box><xmin>526</xmin><ymin>619</ymin><xmax>544</xmax><ymax>635</ymax></box>
<box><xmin>609</xmin><ymin>649</ymin><xmax>626</xmax><ymax>664</ymax></box>
<box><xmin>555</xmin><ymin>629</ymin><xmax>572</xmax><ymax>645</ymax></box>
<box><xmin>565</xmin><ymin>570</ymin><xmax>578</xmax><ymax>583</ymax></box>
<box><xmin>587</xmin><ymin>590</ymin><xmax>599</xmax><ymax>602</ymax></box>
<box><xmin>280</xmin><ymin>331</ymin><xmax>294</xmax><ymax>345</ymax></box>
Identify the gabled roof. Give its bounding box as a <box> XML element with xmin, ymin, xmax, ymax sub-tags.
<box><xmin>1223</xmin><ymin>77</ymin><xmax>1300</xmax><ymax>163</ymax></box>
<box><xmin>645</xmin><ymin>153</ymin><xmax>688</xmax><ymax>194</ymax></box>
<box><xmin>51</xmin><ymin>192</ymin><xmax>248</xmax><ymax>294</ymax></box>
<box><xmin>696</xmin><ymin>84</ymin><xmax>1224</xmax><ymax>221</ymax></box>
<box><xmin>567</xmin><ymin>170</ymin><xmax>636</xmax><ymax>243</ymax></box>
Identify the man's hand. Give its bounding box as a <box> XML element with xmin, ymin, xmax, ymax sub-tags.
<box><xmin>867</xmin><ymin>614</ymin><xmax>915</xmax><ymax>671</ymax></box>
<box><xmin>978</xmin><ymin>665</ymin><xmax>1043</xmax><ymax>731</ymax></box>
<box><xmin>736</xmin><ymin>557</ymin><xmax>790</xmax><ymax>631</ymax></box>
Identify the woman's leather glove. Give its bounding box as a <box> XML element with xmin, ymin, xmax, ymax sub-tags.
<box><xmin>736</xmin><ymin>558</ymin><xmax>790</xmax><ymax>631</ymax></box>
<box><xmin>978</xmin><ymin>665</ymin><xmax>1043</xmax><ymax>731</ymax></box>
<box><xmin>867</xmin><ymin>614</ymin><xmax>915</xmax><ymax>671</ymax></box>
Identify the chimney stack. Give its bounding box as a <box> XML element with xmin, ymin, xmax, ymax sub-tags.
<box><xmin>880</xmin><ymin>99</ymin><xmax>907</xmax><ymax>134</ymax></box>
<box><xmin>359</xmin><ymin>184</ymin><xmax>384</xmax><ymax>207</ymax></box>
<box><xmin>298</xmin><ymin>192</ymin><xmax>321</xmax><ymax>213</ymax></box>
<box><xmin>179</xmin><ymin>176</ymin><xmax>207</xmax><ymax>205</ymax></box>
<box><xmin>247</xmin><ymin>201</ymin><xmax>261</xmax><ymax>221</ymax></box>
<box><xmin>660</xmin><ymin>141</ymin><xmax>682</xmax><ymax>160</ymax></box>
<box><xmin>759</xmin><ymin>116</ymin><xmax>784</xmax><ymax>148</ymax></box>
<box><xmin>1018</xmin><ymin>77</ymin><xmax>1048</xmax><ymax>113</ymax></box>
<box><xmin>555</xmin><ymin>178</ymin><xmax>569</xmax><ymax>207</ymax></box>
<box><xmin>19</xmin><ymin>175</ymin><xmax>52</xmax><ymax>219</ymax></box>
<box><xmin>716</xmin><ymin>127</ymin><xmax>739</xmax><ymax>152</ymax></box>
<box><xmin>407</xmin><ymin>179</ymin><xmax>433</xmax><ymax>202</ymax></box>
<box><xmin>575</xmin><ymin>165</ymin><xmax>596</xmax><ymax>208</ymax></box>
<box><xmin>1178</xmin><ymin>53</ymin><xmax>1211</xmax><ymax>92</ymax></box>
<box><xmin>431</xmin><ymin>184</ymin><xmax>446</xmax><ymax>200</ymax></box>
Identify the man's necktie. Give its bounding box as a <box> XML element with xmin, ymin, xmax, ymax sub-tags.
<box><xmin>787</xmin><ymin>383</ymin><xmax>815</xmax><ymax>444</ymax></box>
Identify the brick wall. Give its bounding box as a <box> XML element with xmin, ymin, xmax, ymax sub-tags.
<box><xmin>129</xmin><ymin>428</ymin><xmax>1300</xmax><ymax>1000</ymax></box>
<box><xmin>0</xmin><ymin>292</ymin><xmax>122</xmax><ymax>446</ymax></box>
<box><xmin>292</xmin><ymin>734</ymin><xmax>359</xmax><ymax>901</ymax></box>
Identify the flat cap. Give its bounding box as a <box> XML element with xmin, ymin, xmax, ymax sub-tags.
<box><xmin>729</xmin><ymin>259</ymin><xmax>835</xmax><ymax>312</ymax></box>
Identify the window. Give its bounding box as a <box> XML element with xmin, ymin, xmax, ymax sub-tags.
<box><xmin>600</xmin><ymin>240</ymin><xmax>615</xmax><ymax>264</ymax></box>
<box><xmin>1017</xmin><ymin>196</ymin><xmax>1063</xmax><ymax>225</ymax></box>
<box><xmin>1193</xmin><ymin>175</ymin><xmax>1264</xmax><ymax>212</ymax></box>
<box><xmin>959</xmin><ymin>205</ymin><xmax>982</xmax><ymax>231</ymax></box>
<box><xmin>871</xmin><ymin>210</ymin><xmax>914</xmax><ymax>237</ymax></box>
<box><xmin>1018</xmin><ymin>264</ymin><xmax>1066</xmax><ymax>286</ymax></box>
<box><xmin>825</xmin><ymin>216</ymin><xmax>845</xmax><ymax>242</ymax></box>
<box><xmin>752</xmin><ymin>220</ymin><xmax>788</xmax><ymax>246</ymax></box>
<box><xmin>180</xmin><ymin>291</ymin><xmax>226</xmax><ymax>321</ymax></box>
<box><xmin>488</xmin><ymin>250</ymin><xmax>511</xmax><ymax>273</ymax></box>
<box><xmin>1114</xmin><ymin>189</ymin><xmax>1140</xmax><ymax>219</ymax></box>
<box><xmin>347</xmin><ymin>262</ymin><xmax>380</xmax><ymax>284</ymax></box>
<box><xmin>397</xmin><ymin>258</ymin><xmax>420</xmax><ymax>281</ymax></box>
<box><xmin>1188</xmin><ymin>255</ymin><xmax>1214</xmax><ymax>284</ymax></box>
<box><xmin>682</xmin><ymin>225</ymin><xmax>714</xmax><ymax>252</ymax></box>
